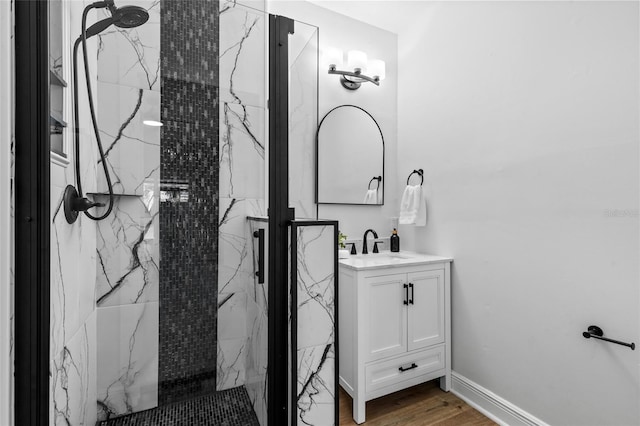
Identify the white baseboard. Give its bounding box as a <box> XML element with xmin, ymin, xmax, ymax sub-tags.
<box><xmin>451</xmin><ymin>371</ymin><xmax>550</xmax><ymax>426</ymax></box>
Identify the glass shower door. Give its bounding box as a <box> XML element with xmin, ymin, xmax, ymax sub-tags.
<box><xmin>288</xmin><ymin>20</ymin><xmax>340</xmax><ymax>426</ymax></box>
<box><xmin>288</xmin><ymin>21</ymin><xmax>318</xmax><ymax>221</ymax></box>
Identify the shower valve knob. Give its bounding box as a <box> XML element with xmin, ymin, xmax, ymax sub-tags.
<box><xmin>73</xmin><ymin>197</ymin><xmax>105</xmax><ymax>211</ymax></box>
<box><xmin>63</xmin><ymin>185</ymin><xmax>105</xmax><ymax>224</ymax></box>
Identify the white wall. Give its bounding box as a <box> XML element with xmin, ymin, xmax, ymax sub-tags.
<box><xmin>396</xmin><ymin>2</ymin><xmax>639</xmax><ymax>425</ymax></box>
<box><xmin>269</xmin><ymin>0</ymin><xmax>399</xmax><ymax>245</ymax></box>
<box><xmin>0</xmin><ymin>1</ymin><xmax>14</xmax><ymax>424</ymax></box>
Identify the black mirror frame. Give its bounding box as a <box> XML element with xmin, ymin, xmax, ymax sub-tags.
<box><xmin>315</xmin><ymin>104</ymin><xmax>385</xmax><ymax>206</ymax></box>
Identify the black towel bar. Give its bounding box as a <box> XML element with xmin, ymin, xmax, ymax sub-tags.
<box><xmin>406</xmin><ymin>169</ymin><xmax>424</xmax><ymax>186</ymax></box>
<box><xmin>582</xmin><ymin>325</ymin><xmax>635</xmax><ymax>350</ymax></box>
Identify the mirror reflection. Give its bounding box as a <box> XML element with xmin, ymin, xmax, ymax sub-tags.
<box><xmin>316</xmin><ymin>105</ymin><xmax>385</xmax><ymax>205</ymax></box>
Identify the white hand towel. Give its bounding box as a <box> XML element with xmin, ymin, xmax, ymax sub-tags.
<box><xmin>363</xmin><ymin>189</ymin><xmax>378</xmax><ymax>204</ymax></box>
<box><xmin>399</xmin><ymin>185</ymin><xmax>427</xmax><ymax>226</ymax></box>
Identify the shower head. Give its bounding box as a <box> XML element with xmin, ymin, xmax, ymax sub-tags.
<box><xmin>67</xmin><ymin>0</ymin><xmax>150</xmax><ymax>223</ymax></box>
<box><xmin>110</xmin><ymin>5</ymin><xmax>150</xmax><ymax>29</ymax></box>
<box><xmin>82</xmin><ymin>1</ymin><xmax>149</xmax><ymax>38</ymax></box>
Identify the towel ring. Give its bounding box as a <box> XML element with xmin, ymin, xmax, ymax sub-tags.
<box><xmin>406</xmin><ymin>169</ymin><xmax>424</xmax><ymax>186</ymax></box>
<box><xmin>368</xmin><ymin>176</ymin><xmax>382</xmax><ymax>190</ymax></box>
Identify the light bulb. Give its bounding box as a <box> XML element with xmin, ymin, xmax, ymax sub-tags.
<box><xmin>324</xmin><ymin>48</ymin><xmax>343</xmax><ymax>69</ymax></box>
<box><xmin>368</xmin><ymin>59</ymin><xmax>386</xmax><ymax>81</ymax></box>
<box><xmin>347</xmin><ymin>50</ymin><xmax>368</xmax><ymax>73</ymax></box>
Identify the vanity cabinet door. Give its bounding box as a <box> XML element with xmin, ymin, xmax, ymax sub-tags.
<box><xmin>407</xmin><ymin>270</ymin><xmax>445</xmax><ymax>351</ymax></box>
<box><xmin>366</xmin><ymin>273</ymin><xmax>407</xmax><ymax>361</ymax></box>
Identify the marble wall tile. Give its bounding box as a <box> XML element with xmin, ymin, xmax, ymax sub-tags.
<box><xmin>50</xmin><ymin>185</ymin><xmax>98</xmax><ymax>359</ymax></box>
<box><xmin>96</xmin><ymin>83</ymin><xmax>161</xmax><ymax>196</ymax></box>
<box><xmin>96</xmin><ymin>0</ymin><xmax>161</xmax><ymax>92</ymax></box>
<box><xmin>218</xmin><ymin>197</ymin><xmax>253</xmax><ymax>295</ymax></box>
<box><xmin>295</xmin><ymin>226</ymin><xmax>335</xmax><ymax>350</ymax></box>
<box><xmin>292</xmin><ymin>223</ymin><xmax>337</xmax><ymax>426</ymax></box>
<box><xmin>95</xmin><ymin>195</ymin><xmax>159</xmax><ymax>307</ymax></box>
<box><xmin>245</xmin><ymin>377</ymin><xmax>267</xmax><ymax>426</ymax></box>
<box><xmin>217</xmin><ymin>198</ymin><xmax>266</xmax><ymax>393</ymax></box>
<box><xmin>91</xmin><ymin>0</ymin><xmax>161</xmax><ymax>414</ymax></box>
<box><xmin>218</xmin><ymin>291</ymin><xmax>247</xmax><ymax>341</ymax></box>
<box><xmin>297</xmin><ymin>401</ymin><xmax>335</xmax><ymax>426</ymax></box>
<box><xmin>96</xmin><ymin>302</ymin><xmax>159</xmax><ymax>421</ymax></box>
<box><xmin>216</xmin><ymin>338</ymin><xmax>247</xmax><ymax>391</ymax></box>
<box><xmin>219</xmin><ymin>103</ymin><xmax>266</xmax><ymax>199</ymax></box>
<box><xmin>48</xmin><ymin>2</ymin><xmax>104</xmax><ymax>424</ymax></box>
<box><xmin>219</xmin><ymin>1</ymin><xmax>266</xmax><ymax>109</ymax></box>
<box><xmin>217</xmin><ymin>199</ymin><xmax>266</xmax><ymax>394</ymax></box>
<box><xmin>245</xmin><ymin>299</ymin><xmax>267</xmax><ymax>378</ymax></box>
<box><xmin>69</xmin><ymin>0</ymin><xmax>103</xmax><ymax>196</ymax></box>
<box><xmin>217</xmin><ymin>0</ymin><xmax>267</xmax><ymax>399</ymax></box>
<box><xmin>51</xmin><ymin>310</ymin><xmax>98</xmax><ymax>426</ymax></box>
<box><xmin>297</xmin><ymin>344</ymin><xmax>335</xmax><ymax>405</ymax></box>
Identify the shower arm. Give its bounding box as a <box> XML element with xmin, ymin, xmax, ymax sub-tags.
<box><xmin>72</xmin><ymin>2</ymin><xmax>115</xmax><ymax>221</ymax></box>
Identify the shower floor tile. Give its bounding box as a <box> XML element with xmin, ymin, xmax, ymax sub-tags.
<box><xmin>99</xmin><ymin>386</ymin><xmax>259</xmax><ymax>426</ymax></box>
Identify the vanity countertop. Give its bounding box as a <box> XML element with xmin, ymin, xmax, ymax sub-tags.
<box><xmin>338</xmin><ymin>250</ymin><xmax>452</xmax><ymax>271</ymax></box>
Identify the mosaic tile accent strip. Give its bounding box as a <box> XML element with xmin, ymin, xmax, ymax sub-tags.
<box><xmin>98</xmin><ymin>387</ymin><xmax>259</xmax><ymax>426</ymax></box>
<box><xmin>159</xmin><ymin>0</ymin><xmax>220</xmax><ymax>404</ymax></box>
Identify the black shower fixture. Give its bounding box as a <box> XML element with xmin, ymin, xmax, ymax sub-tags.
<box><xmin>64</xmin><ymin>0</ymin><xmax>149</xmax><ymax>224</ymax></box>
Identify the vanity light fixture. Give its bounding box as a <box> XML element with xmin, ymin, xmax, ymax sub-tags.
<box><xmin>325</xmin><ymin>48</ymin><xmax>385</xmax><ymax>90</ymax></box>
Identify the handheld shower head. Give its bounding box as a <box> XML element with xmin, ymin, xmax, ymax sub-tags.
<box><xmin>67</xmin><ymin>0</ymin><xmax>150</xmax><ymax>223</ymax></box>
<box><xmin>81</xmin><ymin>2</ymin><xmax>149</xmax><ymax>38</ymax></box>
<box><xmin>110</xmin><ymin>5</ymin><xmax>149</xmax><ymax>28</ymax></box>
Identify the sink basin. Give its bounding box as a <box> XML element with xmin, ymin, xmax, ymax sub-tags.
<box><xmin>339</xmin><ymin>251</ymin><xmax>453</xmax><ymax>271</ymax></box>
<box><xmin>351</xmin><ymin>252</ymin><xmax>410</xmax><ymax>261</ymax></box>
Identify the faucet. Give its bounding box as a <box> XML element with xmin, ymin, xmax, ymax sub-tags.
<box><xmin>362</xmin><ymin>229</ymin><xmax>379</xmax><ymax>254</ymax></box>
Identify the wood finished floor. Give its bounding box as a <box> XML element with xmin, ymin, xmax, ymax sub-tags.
<box><xmin>339</xmin><ymin>380</ymin><xmax>497</xmax><ymax>426</ymax></box>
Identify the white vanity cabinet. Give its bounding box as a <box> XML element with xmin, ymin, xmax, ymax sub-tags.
<box><xmin>338</xmin><ymin>252</ymin><xmax>452</xmax><ymax>424</ymax></box>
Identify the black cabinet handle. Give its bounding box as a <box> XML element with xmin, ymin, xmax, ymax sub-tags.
<box><xmin>253</xmin><ymin>229</ymin><xmax>265</xmax><ymax>284</ymax></box>
<box><xmin>408</xmin><ymin>283</ymin><xmax>414</xmax><ymax>305</ymax></box>
<box><xmin>403</xmin><ymin>283</ymin><xmax>408</xmax><ymax>305</ymax></box>
<box><xmin>399</xmin><ymin>363</ymin><xmax>418</xmax><ymax>372</ymax></box>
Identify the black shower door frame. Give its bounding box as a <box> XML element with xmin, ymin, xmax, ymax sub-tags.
<box><xmin>13</xmin><ymin>3</ymin><xmax>294</xmax><ymax>425</ymax></box>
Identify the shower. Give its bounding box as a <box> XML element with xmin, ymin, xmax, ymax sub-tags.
<box><xmin>63</xmin><ymin>0</ymin><xmax>149</xmax><ymax>224</ymax></box>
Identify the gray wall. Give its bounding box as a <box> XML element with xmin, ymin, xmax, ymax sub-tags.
<box><xmin>396</xmin><ymin>2</ymin><xmax>639</xmax><ymax>424</ymax></box>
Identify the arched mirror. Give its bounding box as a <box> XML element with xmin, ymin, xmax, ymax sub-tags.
<box><xmin>316</xmin><ymin>105</ymin><xmax>384</xmax><ymax>205</ymax></box>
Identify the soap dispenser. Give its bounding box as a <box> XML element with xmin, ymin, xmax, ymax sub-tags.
<box><xmin>390</xmin><ymin>228</ymin><xmax>400</xmax><ymax>252</ymax></box>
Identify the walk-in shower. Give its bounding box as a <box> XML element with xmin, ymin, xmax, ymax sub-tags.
<box><xmin>37</xmin><ymin>0</ymin><xmax>329</xmax><ymax>425</ymax></box>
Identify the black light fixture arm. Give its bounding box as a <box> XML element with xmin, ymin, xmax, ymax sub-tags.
<box><xmin>582</xmin><ymin>325</ymin><xmax>635</xmax><ymax>350</ymax></box>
